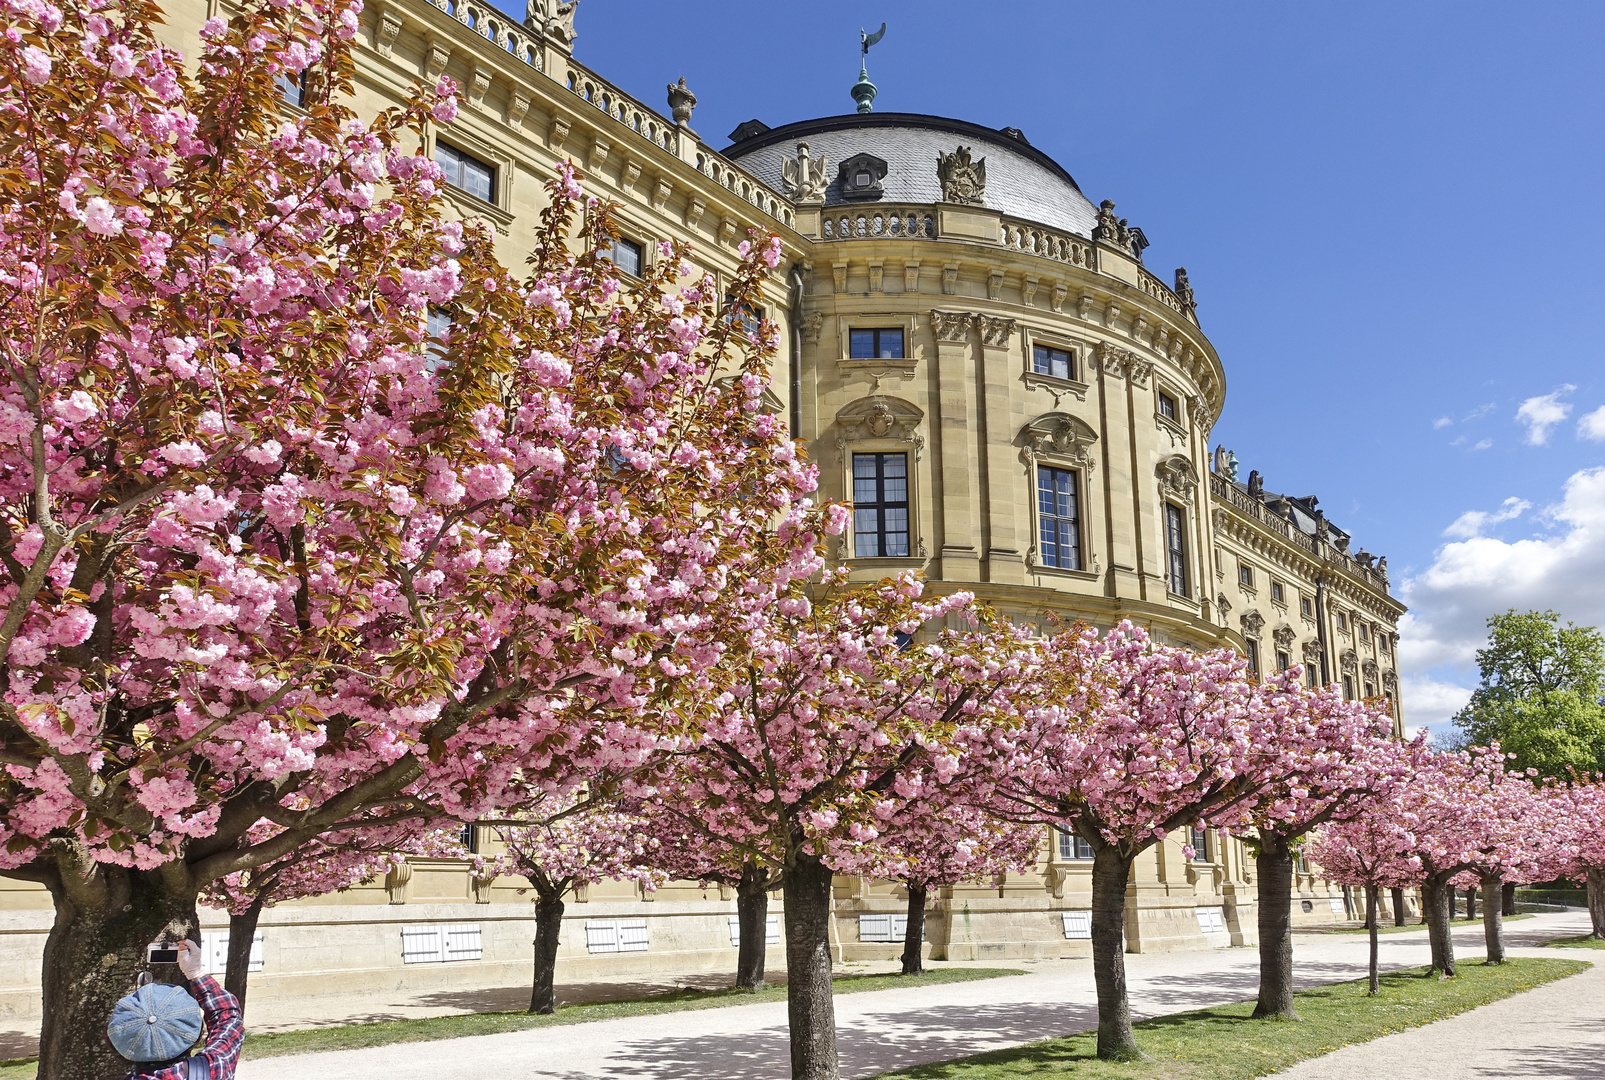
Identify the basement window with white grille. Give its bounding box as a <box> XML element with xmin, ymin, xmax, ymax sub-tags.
<box><xmin>727</xmin><ymin>915</ymin><xmax>781</xmax><ymax>946</ymax></box>
<box><xmin>584</xmin><ymin>919</ymin><xmax>649</xmax><ymax>954</ymax></box>
<box><xmin>1061</xmin><ymin>911</ymin><xmax>1091</xmax><ymax>939</ymax></box>
<box><xmin>401</xmin><ymin>924</ymin><xmax>483</xmax><ymax>964</ymax></box>
<box><xmin>200</xmin><ymin>931</ymin><xmax>263</xmax><ymax>976</ymax></box>
<box><xmin>858</xmin><ymin>914</ymin><xmax>920</xmax><ymax>943</ymax></box>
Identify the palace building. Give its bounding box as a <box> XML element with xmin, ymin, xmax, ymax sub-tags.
<box><xmin>0</xmin><ymin>0</ymin><xmax>1410</xmax><ymax>1022</ymax></box>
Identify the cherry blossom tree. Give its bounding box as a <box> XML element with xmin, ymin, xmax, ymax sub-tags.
<box><xmin>492</xmin><ymin>797</ymin><xmax>663</xmax><ymax>1014</ymax></box>
<box><xmin>1307</xmin><ymin>810</ymin><xmax>1423</xmax><ymax>993</ymax></box>
<box><xmin>638</xmin><ymin>573</ymin><xmax>1042</xmax><ymax>1080</ymax></box>
<box><xmin>1238</xmin><ymin>674</ymin><xmax>1411</xmax><ymax>1017</ymax></box>
<box><xmin>0</xmin><ymin>3</ymin><xmax>822</xmax><ymax>1074</ymax></box>
<box><xmin>1553</xmin><ymin>775</ymin><xmax>1605</xmax><ymax>938</ymax></box>
<box><xmin>199</xmin><ymin>818</ymin><xmax>463</xmax><ymax>1010</ymax></box>
<box><xmin>982</xmin><ymin>623</ymin><xmax>1265</xmax><ymax>1061</ymax></box>
<box><xmin>628</xmin><ymin>806</ymin><xmax>781</xmax><ymax>990</ymax></box>
<box><xmin>859</xmin><ymin>801</ymin><xmax>1042</xmax><ymax>976</ymax></box>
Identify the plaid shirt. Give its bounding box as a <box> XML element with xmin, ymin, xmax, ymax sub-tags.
<box><xmin>130</xmin><ymin>976</ymin><xmax>243</xmax><ymax>1080</ymax></box>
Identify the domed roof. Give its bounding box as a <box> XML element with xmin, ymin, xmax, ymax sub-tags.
<box><xmin>725</xmin><ymin>114</ymin><xmax>1099</xmax><ymax>237</ymax></box>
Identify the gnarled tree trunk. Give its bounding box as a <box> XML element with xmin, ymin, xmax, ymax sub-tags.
<box><xmin>1365</xmin><ymin>884</ymin><xmax>1380</xmax><ymax>995</ymax></box>
<box><xmin>37</xmin><ymin>860</ymin><xmax>200</xmax><ymax>1080</ymax></box>
<box><xmin>1588</xmin><ymin>867</ymin><xmax>1605</xmax><ymax>940</ymax></box>
<box><xmin>1391</xmin><ymin>886</ymin><xmax>1408</xmax><ymax>926</ymax></box>
<box><xmin>784</xmin><ymin>850</ymin><xmax>839</xmax><ymax>1080</ymax></box>
<box><xmin>1423</xmin><ymin>874</ymin><xmax>1456</xmax><ymax>977</ymax></box>
<box><xmin>1090</xmin><ymin>846</ymin><xmax>1143</xmax><ymax>1061</ymax></box>
<box><xmin>1480</xmin><ymin>873</ymin><xmax>1504</xmax><ymax>964</ymax></box>
<box><xmin>734</xmin><ymin>862</ymin><xmax>771</xmax><ymax>992</ymax></box>
<box><xmin>223</xmin><ymin>895</ymin><xmax>266</xmax><ymax>1014</ymax></box>
<box><xmin>1252</xmin><ymin>830</ymin><xmax>1298</xmax><ymax>1019</ymax></box>
<box><xmin>900</xmin><ymin>883</ymin><xmax>927</xmax><ymax>976</ymax></box>
<box><xmin>528</xmin><ymin>890</ymin><xmax>565</xmax><ymax>1014</ymax></box>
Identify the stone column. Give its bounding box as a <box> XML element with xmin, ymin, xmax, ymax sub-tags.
<box><xmin>976</xmin><ymin>315</ymin><xmax>1024</xmax><ymax>584</ymax></box>
<box><xmin>930</xmin><ymin>310</ymin><xmax>980</xmax><ymax>582</ymax></box>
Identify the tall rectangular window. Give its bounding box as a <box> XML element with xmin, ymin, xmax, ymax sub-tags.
<box><xmin>1245</xmin><ymin>639</ymin><xmax>1260</xmax><ymax>677</ymax></box>
<box><xmin>1036</xmin><ymin>466</ymin><xmax>1081</xmax><ymax>570</ymax></box>
<box><xmin>1032</xmin><ymin>344</ymin><xmax>1073</xmax><ymax>380</ymax></box>
<box><xmin>1189</xmin><ymin>827</ymin><xmax>1210</xmax><ymax>861</ymax></box>
<box><xmin>1300</xmin><ymin>597</ymin><xmax>1313</xmax><ymax>617</ymax></box>
<box><xmin>1342</xmin><ymin>675</ymin><xmax>1355</xmax><ymax>700</ymax></box>
<box><xmin>1238</xmin><ymin>562</ymin><xmax>1255</xmax><ymax>587</ymax></box>
<box><xmin>277</xmin><ymin>70</ymin><xmax>304</xmax><ymax>107</ymax></box>
<box><xmin>608</xmin><ymin>236</ymin><xmax>643</xmax><ymax>277</ymax></box>
<box><xmin>435</xmin><ymin>141</ymin><xmax>495</xmax><ymax>203</ymax></box>
<box><xmin>1276</xmin><ymin>650</ymin><xmax>1291</xmax><ymax>673</ymax></box>
<box><xmin>1157</xmin><ymin>390</ymin><xmax>1178</xmax><ymax>421</ymax></box>
<box><xmin>852</xmin><ymin>453</ymin><xmax>909</xmax><ymax>558</ymax></box>
<box><xmin>1164</xmin><ymin>503</ymin><xmax>1188</xmax><ymax>596</ymax></box>
<box><xmin>1271</xmin><ymin>581</ymin><xmax>1285</xmax><ymax>604</ymax></box>
<box><xmin>1058</xmin><ymin>830</ymin><xmax>1094</xmax><ymax>860</ymax></box>
<box><xmin>848</xmin><ymin>328</ymin><xmax>904</xmax><ymax>359</ymax></box>
<box><xmin>1307</xmin><ymin>664</ymin><xmax>1319</xmax><ymax>689</ymax></box>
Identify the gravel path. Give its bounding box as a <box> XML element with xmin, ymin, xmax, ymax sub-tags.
<box><xmin>237</xmin><ymin>910</ymin><xmax>1594</xmax><ymax>1080</ymax></box>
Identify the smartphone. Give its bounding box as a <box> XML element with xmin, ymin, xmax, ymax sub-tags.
<box><xmin>147</xmin><ymin>944</ymin><xmax>180</xmax><ymax>964</ymax></box>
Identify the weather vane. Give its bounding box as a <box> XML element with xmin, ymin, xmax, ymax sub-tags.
<box><xmin>850</xmin><ymin>22</ymin><xmax>886</xmax><ymax>114</ymax></box>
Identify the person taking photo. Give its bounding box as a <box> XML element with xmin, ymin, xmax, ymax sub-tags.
<box><xmin>106</xmin><ymin>939</ymin><xmax>242</xmax><ymax>1079</ymax></box>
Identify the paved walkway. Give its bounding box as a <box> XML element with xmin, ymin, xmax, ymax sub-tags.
<box><xmin>237</xmin><ymin>910</ymin><xmax>1596</xmax><ymax>1080</ymax></box>
<box><xmin>1272</xmin><ymin>937</ymin><xmax>1605</xmax><ymax>1079</ymax></box>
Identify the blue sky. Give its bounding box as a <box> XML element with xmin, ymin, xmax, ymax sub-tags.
<box><xmin>503</xmin><ymin>0</ymin><xmax>1605</xmax><ymax>735</ymax></box>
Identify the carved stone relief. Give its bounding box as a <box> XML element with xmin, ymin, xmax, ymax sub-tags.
<box><xmin>936</xmin><ymin>146</ymin><xmax>986</xmax><ymax>204</ymax></box>
<box><xmin>1095</xmin><ymin>341</ymin><xmax>1152</xmax><ymax>385</ymax></box>
<box><xmin>802</xmin><ymin>312</ymin><xmax>824</xmax><ymax>345</ymax></box>
<box><xmin>1240</xmin><ymin>609</ymin><xmax>1265</xmax><ymax>636</ymax></box>
<box><xmin>1302</xmin><ymin>640</ymin><xmax>1323</xmax><ymax>665</ymax></box>
<box><xmin>1272</xmin><ymin>624</ymin><xmax>1296</xmax><ymax>649</ymax></box>
<box><xmin>781</xmin><ymin>142</ymin><xmax>830</xmax><ymax>203</ymax></box>
<box><xmin>835</xmin><ymin>396</ymin><xmax>926</xmax><ymax>461</ymax></box>
<box><xmin>1155</xmin><ymin>455</ymin><xmax>1200</xmax><ymax>505</ymax></box>
<box><xmin>1216</xmin><ymin>592</ymin><xmax>1232</xmax><ymax>621</ymax></box>
<box><xmin>929</xmin><ymin>309</ymin><xmax>973</xmax><ymax>343</ymax></box>
<box><xmin>1340</xmin><ymin>649</ymin><xmax>1358</xmax><ymax>673</ymax></box>
<box><xmin>977</xmin><ymin>315</ymin><xmax>1015</xmax><ymax>348</ymax></box>
<box><xmin>1020</xmin><ymin>413</ymin><xmax>1099</xmax><ymax>471</ymax></box>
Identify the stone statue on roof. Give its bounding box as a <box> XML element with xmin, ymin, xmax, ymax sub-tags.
<box><xmin>936</xmin><ymin>146</ymin><xmax>986</xmax><ymax>205</ymax></box>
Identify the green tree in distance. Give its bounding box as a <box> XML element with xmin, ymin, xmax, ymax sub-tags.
<box><xmin>1451</xmin><ymin>610</ymin><xmax>1605</xmax><ymax>778</ymax></box>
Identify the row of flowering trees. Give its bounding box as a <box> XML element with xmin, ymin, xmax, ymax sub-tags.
<box><xmin>4</xmin><ymin>3</ymin><xmax>1605</xmax><ymax>1079</ymax></box>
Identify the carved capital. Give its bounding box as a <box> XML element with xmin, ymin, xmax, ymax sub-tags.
<box><xmin>977</xmin><ymin>315</ymin><xmax>1015</xmax><ymax>348</ymax></box>
<box><xmin>929</xmin><ymin>309</ymin><xmax>973</xmax><ymax>344</ymax></box>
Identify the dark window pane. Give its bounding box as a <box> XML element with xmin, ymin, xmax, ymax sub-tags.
<box><xmin>1165</xmin><ymin>503</ymin><xmax>1188</xmax><ymax>595</ymax></box>
<box><xmin>610</xmin><ymin>237</ymin><xmax>643</xmax><ymax>276</ymax></box>
<box><xmin>1036</xmin><ymin>466</ymin><xmax>1081</xmax><ymax>570</ymax></box>
<box><xmin>1033</xmin><ymin>345</ymin><xmax>1072</xmax><ymax>379</ymax></box>
<box><xmin>850</xmin><ymin>328</ymin><xmax>903</xmax><ymax>359</ymax></box>
<box><xmin>435</xmin><ymin>142</ymin><xmax>495</xmax><ymax>203</ymax></box>
<box><xmin>849</xmin><ymin>329</ymin><xmax>875</xmax><ymax>358</ymax></box>
<box><xmin>878</xmin><ymin>329</ymin><xmax>904</xmax><ymax>358</ymax></box>
<box><xmin>851</xmin><ymin>453</ymin><xmax>911</xmax><ymax>559</ymax></box>
<box><xmin>277</xmin><ymin>71</ymin><xmax>304</xmax><ymax>107</ymax></box>
<box><xmin>1158</xmin><ymin>391</ymin><xmax>1177</xmax><ymax>420</ymax></box>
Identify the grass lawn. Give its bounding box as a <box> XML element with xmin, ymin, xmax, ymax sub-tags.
<box><xmin>0</xmin><ymin>966</ymin><xmax>1022</xmax><ymax>1078</ymax></box>
<box><xmin>871</xmin><ymin>957</ymin><xmax>1589</xmax><ymax>1080</ymax></box>
<box><xmin>1541</xmin><ymin>934</ymin><xmax>1605</xmax><ymax>950</ymax></box>
<box><xmin>1318</xmin><ymin>913</ymin><xmax>1533</xmax><ymax>936</ymax></box>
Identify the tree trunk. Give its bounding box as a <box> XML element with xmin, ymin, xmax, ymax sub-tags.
<box><xmin>528</xmin><ymin>892</ymin><xmax>564</xmax><ymax>1014</ymax></box>
<box><xmin>223</xmin><ymin>896</ymin><xmax>266</xmax><ymax>1014</ymax></box>
<box><xmin>1341</xmin><ymin>884</ymin><xmax>1353</xmax><ymax>919</ymax></box>
<box><xmin>1464</xmin><ymin>887</ymin><xmax>1475</xmax><ymax>920</ymax></box>
<box><xmin>1090</xmin><ymin>846</ymin><xmax>1144</xmax><ymax>1060</ymax></box>
<box><xmin>1588</xmin><ymin>867</ymin><xmax>1605</xmax><ymax>940</ymax></box>
<box><xmin>900</xmin><ymin>883</ymin><xmax>927</xmax><ymax>976</ymax></box>
<box><xmin>734</xmin><ymin>863</ymin><xmax>771</xmax><ymax>991</ymax></box>
<box><xmin>38</xmin><ymin>865</ymin><xmax>200</xmax><ymax>1080</ymax></box>
<box><xmin>1392</xmin><ymin>886</ymin><xmax>1408</xmax><ymax>927</ymax></box>
<box><xmin>783</xmin><ymin>850</ymin><xmax>839</xmax><ymax>1080</ymax></box>
<box><xmin>1501</xmin><ymin>881</ymin><xmax>1516</xmax><ymax>918</ymax></box>
<box><xmin>1480</xmin><ymin>873</ymin><xmax>1504</xmax><ymax>964</ymax></box>
<box><xmin>1365</xmin><ymin>884</ymin><xmax>1380</xmax><ymax>996</ymax></box>
<box><xmin>1252</xmin><ymin>830</ymin><xmax>1298</xmax><ymax>1020</ymax></box>
<box><xmin>1423</xmin><ymin>875</ymin><xmax>1456</xmax><ymax>977</ymax></box>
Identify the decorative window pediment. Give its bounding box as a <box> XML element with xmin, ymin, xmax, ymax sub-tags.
<box><xmin>1302</xmin><ymin>640</ymin><xmax>1323</xmax><ymax>664</ymax></box>
<box><xmin>836</xmin><ymin>153</ymin><xmax>888</xmax><ymax>202</ymax></box>
<box><xmin>1020</xmin><ymin>412</ymin><xmax>1098</xmax><ymax>469</ymax></box>
<box><xmin>1156</xmin><ymin>454</ymin><xmax>1199</xmax><ymax>505</ymax></box>
<box><xmin>834</xmin><ymin>395</ymin><xmax>925</xmax><ymax>459</ymax></box>
<box><xmin>1240</xmin><ymin>608</ymin><xmax>1265</xmax><ymax>636</ymax></box>
<box><xmin>1272</xmin><ymin>624</ymin><xmax>1296</xmax><ymax>649</ymax></box>
<box><xmin>1340</xmin><ymin>649</ymin><xmax>1359</xmax><ymax>673</ymax></box>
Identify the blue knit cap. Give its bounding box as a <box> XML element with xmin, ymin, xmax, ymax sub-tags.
<box><xmin>107</xmin><ymin>983</ymin><xmax>203</xmax><ymax>1063</ymax></box>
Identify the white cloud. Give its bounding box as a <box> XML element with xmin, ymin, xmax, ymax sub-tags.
<box><xmin>1473</xmin><ymin>439</ymin><xmax>1493</xmax><ymax>450</ymax></box>
<box><xmin>1515</xmin><ymin>385</ymin><xmax>1575</xmax><ymax>445</ymax></box>
<box><xmin>1442</xmin><ymin>496</ymin><xmax>1531</xmax><ymax>539</ymax></box>
<box><xmin>1400</xmin><ymin>466</ymin><xmax>1605</xmax><ymax>671</ymax></box>
<box><xmin>1433</xmin><ymin>416</ymin><xmax>1453</xmax><ymax>430</ymax></box>
<box><xmin>1580</xmin><ymin>405</ymin><xmax>1605</xmax><ymax>442</ymax></box>
<box><xmin>1399</xmin><ymin>675</ymin><xmax>1473</xmax><ymax>732</ymax></box>
<box><xmin>1464</xmin><ymin>403</ymin><xmax>1496</xmax><ymax>421</ymax></box>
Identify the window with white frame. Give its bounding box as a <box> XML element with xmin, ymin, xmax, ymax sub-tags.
<box><xmin>1062</xmin><ymin>911</ymin><xmax>1092</xmax><ymax>939</ymax></box>
<box><xmin>1058</xmin><ymin>830</ymin><xmax>1094</xmax><ymax>860</ymax></box>
<box><xmin>858</xmin><ymin>914</ymin><xmax>920</xmax><ymax>943</ymax></box>
<box><xmin>852</xmin><ymin>453</ymin><xmax>910</xmax><ymax>558</ymax></box>
<box><xmin>1036</xmin><ymin>466</ymin><xmax>1082</xmax><ymax>570</ymax></box>
<box><xmin>608</xmin><ymin>236</ymin><xmax>644</xmax><ymax>277</ymax></box>
<box><xmin>727</xmin><ymin>915</ymin><xmax>781</xmax><ymax>947</ymax></box>
<box><xmin>401</xmin><ymin>924</ymin><xmax>482</xmax><ymax>963</ymax></box>
<box><xmin>584</xmin><ymin>919</ymin><xmax>649</xmax><ymax>954</ymax></box>
<box><xmin>435</xmin><ymin>141</ymin><xmax>495</xmax><ymax>203</ymax></box>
